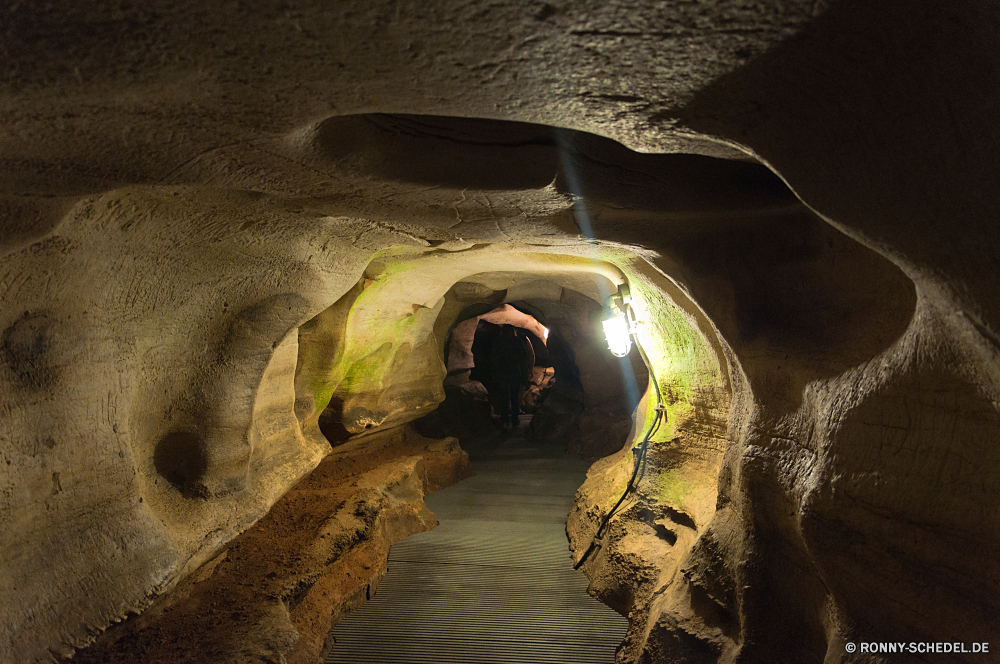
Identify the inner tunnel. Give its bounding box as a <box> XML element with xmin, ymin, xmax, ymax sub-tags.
<box><xmin>289</xmin><ymin>242</ymin><xmax>733</xmax><ymax>662</ymax></box>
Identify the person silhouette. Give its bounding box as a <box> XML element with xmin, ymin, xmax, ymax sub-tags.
<box><xmin>490</xmin><ymin>324</ymin><xmax>535</xmax><ymax>428</ymax></box>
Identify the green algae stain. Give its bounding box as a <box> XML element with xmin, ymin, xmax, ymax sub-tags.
<box><xmin>312</xmin><ymin>379</ymin><xmax>338</xmax><ymax>415</ymax></box>
<box><xmin>338</xmin><ymin>342</ymin><xmax>394</xmax><ymax>394</ymax></box>
<box><xmin>649</xmin><ymin>469</ymin><xmax>693</xmax><ymax>507</ymax></box>
<box><xmin>303</xmin><ymin>250</ymin><xmax>451</xmax><ymax>419</ymax></box>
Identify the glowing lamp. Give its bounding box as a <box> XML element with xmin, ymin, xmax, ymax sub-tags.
<box><xmin>603</xmin><ymin>283</ymin><xmax>634</xmax><ymax>357</ymax></box>
<box><xmin>602</xmin><ymin>313</ymin><xmax>632</xmax><ymax>357</ymax></box>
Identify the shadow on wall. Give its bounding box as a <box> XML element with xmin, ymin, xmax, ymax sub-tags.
<box><xmin>312</xmin><ymin>113</ymin><xmax>794</xmax><ymax>218</ymax></box>
<box><xmin>313</xmin><ymin>114</ymin><xmax>561</xmax><ymax>192</ymax></box>
<box><xmin>152</xmin><ymin>430</ymin><xmax>210</xmax><ymax>499</ymax></box>
<box><xmin>1</xmin><ymin>311</ymin><xmax>59</xmax><ymax>392</ymax></box>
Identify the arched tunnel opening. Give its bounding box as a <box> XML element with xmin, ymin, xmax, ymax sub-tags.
<box><xmin>438</xmin><ymin>301</ymin><xmax>560</xmax><ymax>437</ymax></box>
<box><xmin>277</xmin><ymin>234</ymin><xmax>737</xmax><ymax>663</ymax></box>
<box><xmin>7</xmin><ymin>6</ymin><xmax>1000</xmax><ymax>656</ymax></box>
<box><xmin>435</xmin><ymin>296</ymin><xmax>650</xmax><ymax>454</ymax></box>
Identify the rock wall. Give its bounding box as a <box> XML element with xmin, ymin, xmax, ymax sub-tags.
<box><xmin>1</xmin><ymin>1</ymin><xmax>998</xmax><ymax>662</ymax></box>
<box><xmin>567</xmin><ymin>259</ymin><xmax>732</xmax><ymax>659</ymax></box>
<box><xmin>72</xmin><ymin>425</ymin><xmax>472</xmax><ymax>664</ymax></box>
<box><xmin>663</xmin><ymin>4</ymin><xmax>1000</xmax><ymax>657</ymax></box>
<box><xmin>519</xmin><ymin>288</ymin><xmax>650</xmax><ymax>459</ymax></box>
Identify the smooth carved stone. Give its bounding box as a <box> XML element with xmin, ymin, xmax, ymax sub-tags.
<box><xmin>2</xmin><ymin>3</ymin><xmax>999</xmax><ymax>662</ymax></box>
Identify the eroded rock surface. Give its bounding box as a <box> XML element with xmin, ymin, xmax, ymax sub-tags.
<box><xmin>1</xmin><ymin>2</ymin><xmax>999</xmax><ymax>663</ymax></box>
<box><xmin>72</xmin><ymin>425</ymin><xmax>471</xmax><ymax>664</ymax></box>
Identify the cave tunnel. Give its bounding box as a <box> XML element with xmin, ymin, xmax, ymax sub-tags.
<box><xmin>295</xmin><ymin>249</ymin><xmax>725</xmax><ymax>663</ymax></box>
<box><xmin>443</xmin><ymin>301</ymin><xmax>558</xmax><ymax>434</ymax></box>
<box><xmin>4</xmin><ymin>3</ymin><xmax>1000</xmax><ymax>664</ymax></box>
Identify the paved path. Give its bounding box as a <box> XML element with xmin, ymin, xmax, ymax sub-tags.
<box><xmin>325</xmin><ymin>417</ymin><xmax>628</xmax><ymax>664</ymax></box>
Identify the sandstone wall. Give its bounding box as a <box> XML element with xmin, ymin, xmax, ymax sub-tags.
<box><xmin>1</xmin><ymin>2</ymin><xmax>998</xmax><ymax>662</ymax></box>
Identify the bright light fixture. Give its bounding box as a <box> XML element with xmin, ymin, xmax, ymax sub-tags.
<box><xmin>603</xmin><ymin>283</ymin><xmax>634</xmax><ymax>357</ymax></box>
<box><xmin>602</xmin><ymin>313</ymin><xmax>632</xmax><ymax>357</ymax></box>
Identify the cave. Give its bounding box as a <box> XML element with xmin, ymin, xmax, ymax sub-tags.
<box><xmin>440</xmin><ymin>301</ymin><xmax>557</xmax><ymax>434</ymax></box>
<box><xmin>3</xmin><ymin>2</ymin><xmax>1000</xmax><ymax>663</ymax></box>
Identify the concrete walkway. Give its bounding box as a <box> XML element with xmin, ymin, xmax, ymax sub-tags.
<box><xmin>325</xmin><ymin>416</ymin><xmax>628</xmax><ymax>664</ymax></box>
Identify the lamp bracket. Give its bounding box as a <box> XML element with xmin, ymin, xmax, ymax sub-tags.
<box><xmin>607</xmin><ymin>283</ymin><xmax>633</xmax><ymax>318</ymax></box>
<box><xmin>617</xmin><ymin>283</ymin><xmax>631</xmax><ymax>305</ymax></box>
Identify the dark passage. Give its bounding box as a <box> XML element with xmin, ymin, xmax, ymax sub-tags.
<box><xmin>325</xmin><ymin>416</ymin><xmax>627</xmax><ymax>663</ymax></box>
<box><xmin>476</xmin><ymin>323</ymin><xmax>536</xmax><ymax>428</ymax></box>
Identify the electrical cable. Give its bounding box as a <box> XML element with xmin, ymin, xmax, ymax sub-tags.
<box><xmin>574</xmin><ymin>316</ymin><xmax>667</xmax><ymax>570</ymax></box>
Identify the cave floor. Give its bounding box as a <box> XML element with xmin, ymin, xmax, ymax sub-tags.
<box><xmin>325</xmin><ymin>415</ymin><xmax>627</xmax><ymax>663</ymax></box>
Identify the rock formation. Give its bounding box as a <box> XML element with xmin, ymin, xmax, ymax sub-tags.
<box><xmin>1</xmin><ymin>1</ymin><xmax>998</xmax><ymax>662</ymax></box>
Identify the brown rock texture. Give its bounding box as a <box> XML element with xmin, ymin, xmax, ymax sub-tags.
<box><xmin>0</xmin><ymin>1</ymin><xmax>998</xmax><ymax>663</ymax></box>
<box><xmin>72</xmin><ymin>425</ymin><xmax>471</xmax><ymax>664</ymax></box>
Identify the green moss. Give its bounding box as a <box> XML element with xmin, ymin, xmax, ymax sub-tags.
<box><xmin>648</xmin><ymin>469</ymin><xmax>692</xmax><ymax>507</ymax></box>
<box><xmin>339</xmin><ymin>269</ymin><xmax>429</xmax><ymax>356</ymax></box>
<box><xmin>312</xmin><ymin>379</ymin><xmax>338</xmax><ymax>415</ymax></box>
<box><xmin>299</xmin><ymin>247</ymin><xmax>454</xmax><ymax>423</ymax></box>
<box><xmin>599</xmin><ymin>259</ymin><xmax>723</xmax><ymax>451</ymax></box>
<box><xmin>630</xmin><ymin>279</ymin><xmax>713</xmax><ymax>401</ymax></box>
<box><xmin>338</xmin><ymin>342</ymin><xmax>394</xmax><ymax>394</ymax></box>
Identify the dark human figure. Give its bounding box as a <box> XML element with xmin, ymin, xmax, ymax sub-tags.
<box><xmin>469</xmin><ymin>320</ymin><xmax>500</xmax><ymax>385</ymax></box>
<box><xmin>490</xmin><ymin>324</ymin><xmax>535</xmax><ymax>428</ymax></box>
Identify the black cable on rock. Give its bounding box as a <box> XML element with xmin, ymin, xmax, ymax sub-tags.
<box><xmin>573</xmin><ymin>329</ymin><xmax>668</xmax><ymax>571</ymax></box>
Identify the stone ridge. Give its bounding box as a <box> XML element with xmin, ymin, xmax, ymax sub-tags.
<box><xmin>70</xmin><ymin>426</ymin><xmax>473</xmax><ymax>664</ymax></box>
